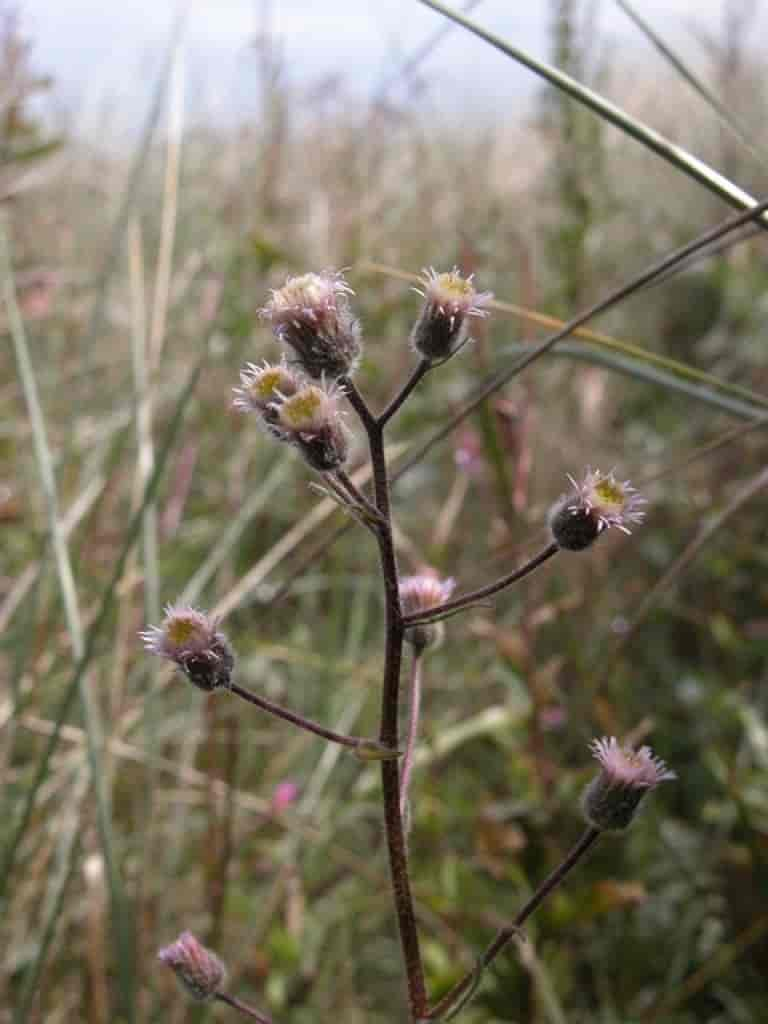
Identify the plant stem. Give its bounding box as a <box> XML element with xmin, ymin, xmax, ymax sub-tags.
<box><xmin>400</xmin><ymin>653</ymin><xmax>424</xmax><ymax>822</ymax></box>
<box><xmin>379</xmin><ymin>359</ymin><xmax>431</xmax><ymax>427</ymax></box>
<box><xmin>227</xmin><ymin>681</ymin><xmax>367</xmax><ymax>750</ymax></box>
<box><xmin>333</xmin><ymin>467</ymin><xmax>385</xmax><ymax>525</ymax></box>
<box><xmin>343</xmin><ymin>377</ymin><xmax>428</xmax><ymax>1020</ymax></box>
<box><xmin>427</xmin><ymin>827</ymin><xmax>601</xmax><ymax>1020</ymax></box>
<box><xmin>215</xmin><ymin>990</ymin><xmax>273</xmax><ymax>1022</ymax></box>
<box><xmin>405</xmin><ymin>543</ymin><xmax>559</xmax><ymax>627</ymax></box>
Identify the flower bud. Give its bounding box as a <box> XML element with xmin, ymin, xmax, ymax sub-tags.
<box><xmin>399</xmin><ymin>570</ymin><xmax>456</xmax><ymax>652</ymax></box>
<box><xmin>157</xmin><ymin>931</ymin><xmax>226</xmax><ymax>1002</ymax></box>
<box><xmin>232</xmin><ymin>358</ymin><xmax>302</xmax><ymax>432</ymax></box>
<box><xmin>260</xmin><ymin>270</ymin><xmax>362</xmax><ymax>379</ymax></box>
<box><xmin>548</xmin><ymin>467</ymin><xmax>646</xmax><ymax>552</ymax></box>
<box><xmin>277</xmin><ymin>382</ymin><xmax>349</xmax><ymax>471</ymax></box>
<box><xmin>140</xmin><ymin>605</ymin><xmax>234</xmax><ymax>692</ymax></box>
<box><xmin>582</xmin><ymin>736</ymin><xmax>675</xmax><ymax>832</ymax></box>
<box><xmin>410</xmin><ymin>267</ymin><xmax>492</xmax><ymax>363</ymax></box>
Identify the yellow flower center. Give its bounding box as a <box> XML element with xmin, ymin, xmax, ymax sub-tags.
<box><xmin>434</xmin><ymin>271</ymin><xmax>474</xmax><ymax>300</ymax></box>
<box><xmin>275</xmin><ymin>274</ymin><xmax>328</xmax><ymax>310</ymax></box>
<box><xmin>166</xmin><ymin>616</ymin><xmax>202</xmax><ymax>645</ymax></box>
<box><xmin>253</xmin><ymin>368</ymin><xmax>291</xmax><ymax>400</ymax></box>
<box><xmin>594</xmin><ymin>478</ymin><xmax>624</xmax><ymax>510</ymax></box>
<box><xmin>281</xmin><ymin>388</ymin><xmax>324</xmax><ymax>428</ymax></box>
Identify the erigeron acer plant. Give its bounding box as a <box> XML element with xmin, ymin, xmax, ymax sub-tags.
<box><xmin>144</xmin><ymin>267</ymin><xmax>673</xmax><ymax>1022</ymax></box>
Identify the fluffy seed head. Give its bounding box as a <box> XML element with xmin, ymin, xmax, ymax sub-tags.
<box><xmin>157</xmin><ymin>931</ymin><xmax>226</xmax><ymax>1002</ymax></box>
<box><xmin>410</xmin><ymin>267</ymin><xmax>492</xmax><ymax>362</ymax></box>
<box><xmin>232</xmin><ymin>359</ymin><xmax>301</xmax><ymax>424</ymax></box>
<box><xmin>277</xmin><ymin>382</ymin><xmax>349</xmax><ymax>471</ymax></box>
<box><xmin>548</xmin><ymin>467</ymin><xmax>646</xmax><ymax>551</ymax></box>
<box><xmin>400</xmin><ymin>570</ymin><xmax>456</xmax><ymax>652</ymax></box>
<box><xmin>140</xmin><ymin>604</ymin><xmax>234</xmax><ymax>692</ymax></box>
<box><xmin>260</xmin><ymin>270</ymin><xmax>362</xmax><ymax>378</ymax></box>
<box><xmin>582</xmin><ymin>736</ymin><xmax>675</xmax><ymax>831</ymax></box>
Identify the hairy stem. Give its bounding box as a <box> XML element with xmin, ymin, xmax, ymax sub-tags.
<box><xmin>405</xmin><ymin>543</ymin><xmax>559</xmax><ymax>627</ymax></box>
<box><xmin>428</xmin><ymin>827</ymin><xmax>601</xmax><ymax>1019</ymax></box>
<box><xmin>228</xmin><ymin>681</ymin><xmax>369</xmax><ymax>750</ymax></box>
<box><xmin>379</xmin><ymin>359</ymin><xmax>431</xmax><ymax>427</ymax></box>
<box><xmin>215</xmin><ymin>990</ymin><xmax>273</xmax><ymax>1022</ymax></box>
<box><xmin>343</xmin><ymin>377</ymin><xmax>428</xmax><ymax>1020</ymax></box>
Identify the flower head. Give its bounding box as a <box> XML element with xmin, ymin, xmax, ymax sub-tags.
<box><xmin>410</xmin><ymin>267</ymin><xmax>492</xmax><ymax>363</ymax></box>
<box><xmin>157</xmin><ymin>931</ymin><xmax>226</xmax><ymax>1002</ymax></box>
<box><xmin>277</xmin><ymin>381</ymin><xmax>349</xmax><ymax>471</ymax></box>
<box><xmin>232</xmin><ymin>358</ymin><xmax>302</xmax><ymax>429</ymax></box>
<box><xmin>582</xmin><ymin>736</ymin><xmax>675</xmax><ymax>831</ymax></box>
<box><xmin>260</xmin><ymin>270</ymin><xmax>362</xmax><ymax>379</ymax></box>
<box><xmin>400</xmin><ymin>570</ymin><xmax>456</xmax><ymax>652</ymax></box>
<box><xmin>140</xmin><ymin>604</ymin><xmax>234</xmax><ymax>692</ymax></box>
<box><xmin>548</xmin><ymin>467</ymin><xmax>646</xmax><ymax>551</ymax></box>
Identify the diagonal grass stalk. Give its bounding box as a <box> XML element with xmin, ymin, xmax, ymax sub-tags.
<box><xmin>615</xmin><ymin>0</ymin><xmax>767</xmax><ymax>168</ymax></box>
<box><xmin>417</xmin><ymin>0</ymin><xmax>768</xmax><ymax>222</ymax></box>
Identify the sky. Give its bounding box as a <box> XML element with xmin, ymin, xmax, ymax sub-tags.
<box><xmin>21</xmin><ymin>1</ymin><xmax>754</xmax><ymax>134</ymax></box>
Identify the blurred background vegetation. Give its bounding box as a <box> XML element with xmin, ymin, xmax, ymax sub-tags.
<box><xmin>1</xmin><ymin>1</ymin><xmax>767</xmax><ymax>1022</ymax></box>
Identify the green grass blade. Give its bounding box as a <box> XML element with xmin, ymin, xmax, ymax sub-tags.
<box><xmin>1</xmin><ymin>222</ymin><xmax>138</xmax><ymax>1019</ymax></box>
<box><xmin>12</xmin><ymin>777</ymin><xmax>85</xmax><ymax>1024</ymax></box>
<box><xmin>0</xmin><ymin>342</ymin><xmax>208</xmax><ymax>1011</ymax></box>
<box><xmin>497</xmin><ymin>341</ymin><xmax>766</xmax><ymax>420</ymax></box>
<box><xmin>615</xmin><ymin>0</ymin><xmax>766</xmax><ymax>167</ymax></box>
<box><xmin>417</xmin><ymin>0</ymin><xmax>767</xmax><ymax>219</ymax></box>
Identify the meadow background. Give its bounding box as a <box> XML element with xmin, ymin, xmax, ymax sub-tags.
<box><xmin>1</xmin><ymin>1</ymin><xmax>768</xmax><ymax>1021</ymax></box>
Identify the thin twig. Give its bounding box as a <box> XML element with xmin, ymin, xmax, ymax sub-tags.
<box><xmin>405</xmin><ymin>543</ymin><xmax>559</xmax><ymax>627</ymax></box>
<box><xmin>379</xmin><ymin>359</ymin><xmax>431</xmax><ymax>427</ymax></box>
<box><xmin>428</xmin><ymin>828</ymin><xmax>601</xmax><ymax>1019</ymax></box>
<box><xmin>215</xmin><ymin>990</ymin><xmax>273</xmax><ymax>1023</ymax></box>
<box><xmin>227</xmin><ymin>681</ymin><xmax>370</xmax><ymax>751</ymax></box>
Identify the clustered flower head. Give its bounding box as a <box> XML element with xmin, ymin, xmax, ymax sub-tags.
<box><xmin>400</xmin><ymin>569</ymin><xmax>456</xmax><ymax>652</ymax></box>
<box><xmin>259</xmin><ymin>269</ymin><xmax>362</xmax><ymax>379</ymax></box>
<box><xmin>233</xmin><ymin>359</ymin><xmax>349</xmax><ymax>471</ymax></box>
<box><xmin>410</xmin><ymin>267</ymin><xmax>493</xmax><ymax>363</ymax></box>
<box><xmin>157</xmin><ymin>931</ymin><xmax>226</xmax><ymax>1002</ymax></box>
<box><xmin>548</xmin><ymin>467</ymin><xmax>646</xmax><ymax>552</ymax></box>
<box><xmin>582</xmin><ymin>736</ymin><xmax>675</xmax><ymax>832</ymax></box>
<box><xmin>140</xmin><ymin>604</ymin><xmax>234</xmax><ymax>692</ymax></box>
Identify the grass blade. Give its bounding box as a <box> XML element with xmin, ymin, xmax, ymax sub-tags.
<box><xmin>1</xmin><ymin>221</ymin><xmax>136</xmax><ymax>1020</ymax></box>
<box><xmin>417</xmin><ymin>0</ymin><xmax>767</xmax><ymax>220</ymax></box>
<box><xmin>615</xmin><ymin>0</ymin><xmax>766</xmax><ymax>167</ymax></box>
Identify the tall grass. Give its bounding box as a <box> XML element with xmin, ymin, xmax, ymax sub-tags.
<box><xmin>2</xmin><ymin>2</ymin><xmax>768</xmax><ymax>1021</ymax></box>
